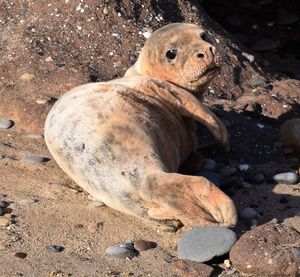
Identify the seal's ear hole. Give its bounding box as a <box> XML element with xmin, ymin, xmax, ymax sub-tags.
<box><xmin>166</xmin><ymin>49</ymin><xmax>177</xmax><ymax>60</ymax></box>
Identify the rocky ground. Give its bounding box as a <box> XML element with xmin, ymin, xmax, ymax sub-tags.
<box><xmin>0</xmin><ymin>0</ymin><xmax>299</xmax><ymax>276</ymax></box>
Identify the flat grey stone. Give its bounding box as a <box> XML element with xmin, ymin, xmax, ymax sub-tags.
<box><xmin>0</xmin><ymin>119</ymin><xmax>14</xmax><ymax>129</ymax></box>
<box><xmin>106</xmin><ymin>245</ymin><xmax>138</xmax><ymax>259</ymax></box>
<box><xmin>273</xmin><ymin>172</ymin><xmax>298</xmax><ymax>184</ymax></box>
<box><xmin>178</xmin><ymin>227</ymin><xmax>237</xmax><ymax>262</ymax></box>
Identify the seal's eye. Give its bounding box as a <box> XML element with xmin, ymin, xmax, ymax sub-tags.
<box><xmin>200</xmin><ymin>33</ymin><xmax>208</xmax><ymax>42</ymax></box>
<box><xmin>166</xmin><ymin>49</ymin><xmax>177</xmax><ymax>60</ymax></box>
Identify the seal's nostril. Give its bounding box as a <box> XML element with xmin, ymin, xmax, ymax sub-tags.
<box><xmin>197</xmin><ymin>53</ymin><xmax>204</xmax><ymax>58</ymax></box>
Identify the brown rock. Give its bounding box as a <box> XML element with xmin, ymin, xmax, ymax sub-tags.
<box><xmin>279</xmin><ymin>118</ymin><xmax>300</xmax><ymax>151</ymax></box>
<box><xmin>133</xmin><ymin>240</ymin><xmax>157</xmax><ymax>252</ymax></box>
<box><xmin>0</xmin><ymin>216</ymin><xmax>11</xmax><ymax>227</ymax></box>
<box><xmin>15</xmin><ymin>252</ymin><xmax>27</xmax><ymax>259</ymax></box>
<box><xmin>173</xmin><ymin>260</ymin><xmax>214</xmax><ymax>277</ymax></box>
<box><xmin>230</xmin><ymin>223</ymin><xmax>300</xmax><ymax>277</ymax></box>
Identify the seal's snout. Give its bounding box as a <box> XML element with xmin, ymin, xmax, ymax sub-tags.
<box><xmin>195</xmin><ymin>45</ymin><xmax>216</xmax><ymax>61</ymax></box>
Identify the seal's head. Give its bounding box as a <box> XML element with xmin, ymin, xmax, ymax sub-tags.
<box><xmin>125</xmin><ymin>23</ymin><xmax>218</xmax><ymax>96</ymax></box>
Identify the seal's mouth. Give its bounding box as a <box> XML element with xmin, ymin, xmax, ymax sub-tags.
<box><xmin>190</xmin><ymin>65</ymin><xmax>219</xmax><ymax>83</ymax></box>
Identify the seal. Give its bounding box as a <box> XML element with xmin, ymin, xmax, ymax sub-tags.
<box><xmin>44</xmin><ymin>23</ymin><xmax>237</xmax><ymax>227</ymax></box>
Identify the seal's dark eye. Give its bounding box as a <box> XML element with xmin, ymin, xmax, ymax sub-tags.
<box><xmin>200</xmin><ymin>33</ymin><xmax>208</xmax><ymax>42</ymax></box>
<box><xmin>166</xmin><ymin>49</ymin><xmax>177</xmax><ymax>60</ymax></box>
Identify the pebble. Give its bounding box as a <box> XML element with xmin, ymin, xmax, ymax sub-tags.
<box><xmin>230</xmin><ymin>223</ymin><xmax>300</xmax><ymax>276</ymax></box>
<box><xmin>218</xmin><ymin>167</ymin><xmax>237</xmax><ymax>176</ymax></box>
<box><xmin>46</xmin><ymin>244</ymin><xmax>64</xmax><ymax>252</ymax></box>
<box><xmin>0</xmin><ymin>217</ymin><xmax>11</xmax><ymax>227</ymax></box>
<box><xmin>106</xmin><ymin>245</ymin><xmax>139</xmax><ymax>259</ymax></box>
<box><xmin>273</xmin><ymin>172</ymin><xmax>298</xmax><ymax>184</ymax></box>
<box><xmin>88</xmin><ymin>200</ymin><xmax>105</xmax><ymax>208</ymax></box>
<box><xmin>196</xmin><ymin>170</ymin><xmax>221</xmax><ymax>187</ymax></box>
<box><xmin>200</xmin><ymin>159</ymin><xmax>217</xmax><ymax>171</ymax></box>
<box><xmin>239</xmin><ymin>207</ymin><xmax>258</xmax><ymax>219</ymax></box>
<box><xmin>279</xmin><ymin>118</ymin><xmax>300</xmax><ymax>151</ymax></box>
<box><xmin>250</xmin><ymin>79</ymin><xmax>267</xmax><ymax>88</ymax></box>
<box><xmin>178</xmin><ymin>227</ymin><xmax>237</xmax><ymax>262</ymax></box>
<box><xmin>20</xmin><ymin>73</ymin><xmax>35</xmax><ymax>81</ymax></box>
<box><xmin>257</xmin><ymin>123</ymin><xmax>264</xmax><ymax>129</ymax></box>
<box><xmin>244</xmin><ymin>173</ymin><xmax>265</xmax><ymax>184</ymax></box>
<box><xmin>242</xmin><ymin>52</ymin><xmax>255</xmax><ymax>63</ymax></box>
<box><xmin>251</xmin><ymin>39</ymin><xmax>280</xmax><ymax>51</ymax></box>
<box><xmin>173</xmin><ymin>259</ymin><xmax>214</xmax><ymax>277</ymax></box>
<box><xmin>0</xmin><ymin>119</ymin><xmax>14</xmax><ymax>129</ymax></box>
<box><xmin>0</xmin><ymin>200</ymin><xmax>10</xmax><ymax>208</ymax></box>
<box><xmin>19</xmin><ymin>197</ymin><xmax>38</xmax><ymax>205</ymax></box>
<box><xmin>133</xmin><ymin>240</ymin><xmax>157</xmax><ymax>252</ymax></box>
<box><xmin>15</xmin><ymin>252</ymin><xmax>27</xmax><ymax>259</ymax></box>
<box><xmin>20</xmin><ymin>156</ymin><xmax>49</xmax><ymax>164</ymax></box>
<box><xmin>238</xmin><ymin>164</ymin><xmax>250</xmax><ymax>171</ymax></box>
<box><xmin>25</xmin><ymin>133</ymin><xmax>43</xmax><ymax>139</ymax></box>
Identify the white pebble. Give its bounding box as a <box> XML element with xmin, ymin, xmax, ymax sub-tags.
<box><xmin>257</xmin><ymin>123</ymin><xmax>264</xmax><ymax>128</ymax></box>
<box><xmin>238</xmin><ymin>164</ymin><xmax>250</xmax><ymax>171</ymax></box>
<box><xmin>0</xmin><ymin>119</ymin><xmax>14</xmax><ymax>129</ymax></box>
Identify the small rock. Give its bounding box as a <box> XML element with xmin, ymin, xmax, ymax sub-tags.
<box><xmin>0</xmin><ymin>200</ymin><xmax>10</xmax><ymax>208</ymax></box>
<box><xmin>244</xmin><ymin>173</ymin><xmax>265</xmax><ymax>184</ymax></box>
<box><xmin>178</xmin><ymin>227</ymin><xmax>237</xmax><ymax>262</ymax></box>
<box><xmin>88</xmin><ymin>200</ymin><xmax>105</xmax><ymax>208</ymax></box>
<box><xmin>20</xmin><ymin>156</ymin><xmax>49</xmax><ymax>164</ymax></box>
<box><xmin>230</xmin><ymin>223</ymin><xmax>300</xmax><ymax>276</ymax></box>
<box><xmin>20</xmin><ymin>73</ymin><xmax>35</xmax><ymax>81</ymax></box>
<box><xmin>238</xmin><ymin>164</ymin><xmax>250</xmax><ymax>171</ymax></box>
<box><xmin>74</xmin><ymin>223</ymin><xmax>84</xmax><ymax>229</ymax></box>
<box><xmin>257</xmin><ymin>123</ymin><xmax>265</xmax><ymax>129</ymax></box>
<box><xmin>36</xmin><ymin>99</ymin><xmax>48</xmax><ymax>104</ymax></box>
<box><xmin>218</xmin><ymin>167</ymin><xmax>237</xmax><ymax>176</ymax></box>
<box><xmin>25</xmin><ymin>133</ymin><xmax>43</xmax><ymax>139</ymax></box>
<box><xmin>46</xmin><ymin>244</ymin><xmax>64</xmax><ymax>252</ymax></box>
<box><xmin>15</xmin><ymin>252</ymin><xmax>27</xmax><ymax>259</ymax></box>
<box><xmin>119</xmin><ymin>242</ymin><xmax>135</xmax><ymax>251</ymax></box>
<box><xmin>196</xmin><ymin>170</ymin><xmax>221</xmax><ymax>187</ymax></box>
<box><xmin>0</xmin><ymin>217</ymin><xmax>11</xmax><ymax>227</ymax></box>
<box><xmin>133</xmin><ymin>240</ymin><xmax>157</xmax><ymax>251</ymax></box>
<box><xmin>239</xmin><ymin>207</ymin><xmax>258</xmax><ymax>219</ymax></box>
<box><xmin>173</xmin><ymin>259</ymin><xmax>214</xmax><ymax>277</ymax></box>
<box><xmin>224</xmin><ymin>259</ymin><xmax>231</xmax><ymax>268</ymax></box>
<box><xmin>0</xmin><ymin>119</ymin><xmax>14</xmax><ymax>129</ymax></box>
<box><xmin>251</xmin><ymin>39</ymin><xmax>280</xmax><ymax>51</ymax></box>
<box><xmin>106</xmin><ymin>245</ymin><xmax>139</xmax><ymax>259</ymax></box>
<box><xmin>279</xmin><ymin>118</ymin><xmax>300</xmax><ymax>151</ymax></box>
<box><xmin>273</xmin><ymin>172</ymin><xmax>298</xmax><ymax>184</ymax></box>
<box><xmin>201</xmin><ymin>159</ymin><xmax>217</xmax><ymax>171</ymax></box>
<box><xmin>242</xmin><ymin>52</ymin><xmax>255</xmax><ymax>63</ymax></box>
<box><xmin>277</xmin><ymin>12</ymin><xmax>299</xmax><ymax>26</ymax></box>
<box><xmin>250</xmin><ymin>79</ymin><xmax>267</xmax><ymax>88</ymax></box>
<box><xmin>19</xmin><ymin>197</ymin><xmax>38</xmax><ymax>205</ymax></box>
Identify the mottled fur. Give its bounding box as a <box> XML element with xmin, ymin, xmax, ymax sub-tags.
<box><xmin>45</xmin><ymin>23</ymin><xmax>237</xmax><ymax>227</ymax></box>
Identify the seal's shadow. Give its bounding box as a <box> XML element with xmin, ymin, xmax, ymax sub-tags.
<box><xmin>193</xmin><ymin>104</ymin><xmax>300</xmax><ymax>230</ymax></box>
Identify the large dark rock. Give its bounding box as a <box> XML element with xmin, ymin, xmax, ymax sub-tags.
<box><xmin>230</xmin><ymin>223</ymin><xmax>300</xmax><ymax>277</ymax></box>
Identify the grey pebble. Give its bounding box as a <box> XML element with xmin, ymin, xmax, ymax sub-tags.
<box><xmin>0</xmin><ymin>200</ymin><xmax>10</xmax><ymax>208</ymax></box>
<box><xmin>46</xmin><ymin>244</ymin><xmax>64</xmax><ymax>252</ymax></box>
<box><xmin>273</xmin><ymin>172</ymin><xmax>298</xmax><ymax>184</ymax></box>
<box><xmin>178</xmin><ymin>227</ymin><xmax>237</xmax><ymax>262</ymax></box>
<box><xmin>196</xmin><ymin>170</ymin><xmax>221</xmax><ymax>187</ymax></box>
<box><xmin>106</xmin><ymin>245</ymin><xmax>139</xmax><ymax>259</ymax></box>
<box><xmin>21</xmin><ymin>156</ymin><xmax>49</xmax><ymax>164</ymax></box>
<box><xmin>201</xmin><ymin>159</ymin><xmax>217</xmax><ymax>171</ymax></box>
<box><xmin>240</xmin><ymin>207</ymin><xmax>258</xmax><ymax>220</ymax></box>
<box><xmin>249</xmin><ymin>79</ymin><xmax>268</xmax><ymax>88</ymax></box>
<box><xmin>0</xmin><ymin>119</ymin><xmax>14</xmax><ymax>129</ymax></box>
<box><xmin>238</xmin><ymin>164</ymin><xmax>250</xmax><ymax>171</ymax></box>
<box><xmin>245</xmin><ymin>173</ymin><xmax>265</xmax><ymax>184</ymax></box>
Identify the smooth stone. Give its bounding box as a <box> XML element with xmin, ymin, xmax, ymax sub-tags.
<box><xmin>106</xmin><ymin>245</ymin><xmax>138</xmax><ymax>259</ymax></box>
<box><xmin>201</xmin><ymin>159</ymin><xmax>217</xmax><ymax>171</ymax></box>
<box><xmin>238</xmin><ymin>164</ymin><xmax>250</xmax><ymax>171</ymax></box>
<box><xmin>173</xmin><ymin>259</ymin><xmax>214</xmax><ymax>277</ymax></box>
<box><xmin>196</xmin><ymin>170</ymin><xmax>221</xmax><ymax>187</ymax></box>
<box><xmin>277</xmin><ymin>12</ymin><xmax>299</xmax><ymax>26</ymax></box>
<box><xmin>133</xmin><ymin>240</ymin><xmax>157</xmax><ymax>252</ymax></box>
<box><xmin>178</xmin><ymin>227</ymin><xmax>237</xmax><ymax>262</ymax></box>
<box><xmin>273</xmin><ymin>172</ymin><xmax>298</xmax><ymax>184</ymax></box>
<box><xmin>279</xmin><ymin>118</ymin><xmax>300</xmax><ymax>151</ymax></box>
<box><xmin>15</xmin><ymin>252</ymin><xmax>27</xmax><ymax>259</ymax></box>
<box><xmin>218</xmin><ymin>167</ymin><xmax>237</xmax><ymax>176</ymax></box>
<box><xmin>0</xmin><ymin>119</ymin><xmax>14</xmax><ymax>129</ymax></box>
<box><xmin>239</xmin><ymin>207</ymin><xmax>258</xmax><ymax>219</ymax></box>
<box><xmin>244</xmin><ymin>173</ymin><xmax>265</xmax><ymax>184</ymax></box>
<box><xmin>21</xmin><ymin>156</ymin><xmax>49</xmax><ymax>164</ymax></box>
<box><xmin>0</xmin><ymin>200</ymin><xmax>10</xmax><ymax>208</ymax></box>
<box><xmin>46</xmin><ymin>244</ymin><xmax>64</xmax><ymax>252</ymax></box>
<box><xmin>230</xmin><ymin>223</ymin><xmax>300</xmax><ymax>276</ymax></box>
<box><xmin>251</xmin><ymin>39</ymin><xmax>280</xmax><ymax>51</ymax></box>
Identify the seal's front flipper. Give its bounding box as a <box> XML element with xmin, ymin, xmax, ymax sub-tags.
<box><xmin>143</xmin><ymin>171</ymin><xmax>237</xmax><ymax>228</ymax></box>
